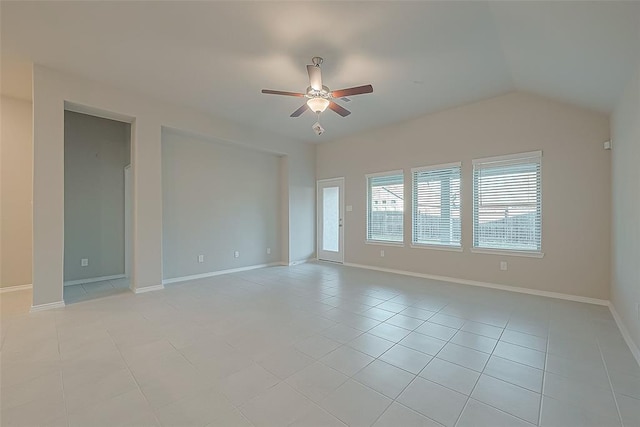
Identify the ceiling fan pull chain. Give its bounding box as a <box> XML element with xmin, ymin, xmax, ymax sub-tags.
<box><xmin>312</xmin><ymin>112</ymin><xmax>325</xmax><ymax>135</ymax></box>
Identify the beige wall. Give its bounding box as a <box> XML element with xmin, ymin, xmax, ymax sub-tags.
<box><xmin>31</xmin><ymin>65</ymin><xmax>315</xmax><ymax>307</ymax></box>
<box><xmin>0</xmin><ymin>96</ymin><xmax>32</xmax><ymax>288</ymax></box>
<box><xmin>64</xmin><ymin>111</ymin><xmax>130</xmax><ymax>282</ymax></box>
<box><xmin>162</xmin><ymin>130</ymin><xmax>281</xmax><ymax>279</ymax></box>
<box><xmin>611</xmin><ymin>60</ymin><xmax>640</xmax><ymax>354</ymax></box>
<box><xmin>317</xmin><ymin>92</ymin><xmax>611</xmax><ymax>300</ymax></box>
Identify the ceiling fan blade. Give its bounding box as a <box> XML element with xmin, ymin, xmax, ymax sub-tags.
<box><xmin>262</xmin><ymin>89</ymin><xmax>305</xmax><ymax>97</ymax></box>
<box><xmin>290</xmin><ymin>103</ymin><xmax>309</xmax><ymax>117</ymax></box>
<box><xmin>328</xmin><ymin>101</ymin><xmax>351</xmax><ymax>117</ymax></box>
<box><xmin>307</xmin><ymin>65</ymin><xmax>323</xmax><ymax>91</ymax></box>
<box><xmin>331</xmin><ymin>84</ymin><xmax>373</xmax><ymax>98</ymax></box>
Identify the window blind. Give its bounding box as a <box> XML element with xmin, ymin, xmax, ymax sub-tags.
<box><xmin>367</xmin><ymin>171</ymin><xmax>404</xmax><ymax>243</ymax></box>
<box><xmin>473</xmin><ymin>151</ymin><xmax>542</xmax><ymax>252</ymax></box>
<box><xmin>412</xmin><ymin>163</ymin><xmax>461</xmax><ymax>247</ymax></box>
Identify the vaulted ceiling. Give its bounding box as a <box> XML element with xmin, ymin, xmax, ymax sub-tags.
<box><xmin>2</xmin><ymin>1</ymin><xmax>638</xmax><ymax>143</ymax></box>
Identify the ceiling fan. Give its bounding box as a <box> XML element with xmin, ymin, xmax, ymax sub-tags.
<box><xmin>261</xmin><ymin>57</ymin><xmax>373</xmax><ymax>134</ymax></box>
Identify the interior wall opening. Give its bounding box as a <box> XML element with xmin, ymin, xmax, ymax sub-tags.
<box><xmin>63</xmin><ymin>110</ymin><xmax>132</xmax><ymax>303</ymax></box>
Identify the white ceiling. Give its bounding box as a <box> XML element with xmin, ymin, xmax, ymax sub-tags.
<box><xmin>2</xmin><ymin>1</ymin><xmax>638</xmax><ymax>143</ymax></box>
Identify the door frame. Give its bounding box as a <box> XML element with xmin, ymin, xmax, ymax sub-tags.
<box><xmin>124</xmin><ymin>164</ymin><xmax>132</xmax><ymax>280</ymax></box>
<box><xmin>317</xmin><ymin>177</ymin><xmax>345</xmax><ymax>263</ymax></box>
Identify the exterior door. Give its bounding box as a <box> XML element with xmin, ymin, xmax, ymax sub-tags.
<box><xmin>317</xmin><ymin>178</ymin><xmax>344</xmax><ymax>263</ymax></box>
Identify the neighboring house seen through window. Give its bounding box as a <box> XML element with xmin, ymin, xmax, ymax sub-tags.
<box><xmin>367</xmin><ymin>171</ymin><xmax>404</xmax><ymax>243</ymax></box>
<box><xmin>412</xmin><ymin>163</ymin><xmax>461</xmax><ymax>248</ymax></box>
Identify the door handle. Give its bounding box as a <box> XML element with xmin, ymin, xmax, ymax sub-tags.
<box><xmin>339</xmin><ymin>218</ymin><xmax>343</xmax><ymax>227</ymax></box>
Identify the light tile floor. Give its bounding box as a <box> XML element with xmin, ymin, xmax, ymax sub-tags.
<box><xmin>63</xmin><ymin>277</ymin><xmax>131</xmax><ymax>304</ymax></box>
<box><xmin>1</xmin><ymin>263</ymin><xmax>639</xmax><ymax>426</ymax></box>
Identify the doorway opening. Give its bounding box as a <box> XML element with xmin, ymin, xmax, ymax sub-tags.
<box><xmin>63</xmin><ymin>110</ymin><xmax>132</xmax><ymax>303</ymax></box>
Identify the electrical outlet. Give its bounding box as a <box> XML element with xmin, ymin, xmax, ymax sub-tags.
<box><xmin>500</xmin><ymin>261</ymin><xmax>507</xmax><ymax>271</ymax></box>
<box><xmin>234</xmin><ymin>251</ymin><xmax>240</xmax><ymax>258</ymax></box>
<box><xmin>198</xmin><ymin>255</ymin><xmax>204</xmax><ymax>263</ymax></box>
<box><xmin>380</xmin><ymin>250</ymin><xmax>385</xmax><ymax>257</ymax></box>
<box><xmin>81</xmin><ymin>258</ymin><xmax>89</xmax><ymax>267</ymax></box>
<box><xmin>266</xmin><ymin>248</ymin><xmax>271</xmax><ymax>255</ymax></box>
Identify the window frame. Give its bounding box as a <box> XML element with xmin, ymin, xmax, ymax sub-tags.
<box><xmin>365</xmin><ymin>170</ymin><xmax>405</xmax><ymax>245</ymax></box>
<box><xmin>472</xmin><ymin>150</ymin><xmax>543</xmax><ymax>257</ymax></box>
<box><xmin>411</xmin><ymin>162</ymin><xmax>462</xmax><ymax>250</ymax></box>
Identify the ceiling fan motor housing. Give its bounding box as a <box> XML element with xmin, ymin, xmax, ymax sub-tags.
<box><xmin>306</xmin><ymin>85</ymin><xmax>331</xmax><ymax>98</ymax></box>
<box><xmin>261</xmin><ymin>56</ymin><xmax>372</xmax><ymax>124</ymax></box>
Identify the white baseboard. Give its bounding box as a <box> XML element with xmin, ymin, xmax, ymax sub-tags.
<box><xmin>30</xmin><ymin>300</ymin><xmax>65</xmax><ymax>312</ymax></box>
<box><xmin>133</xmin><ymin>284</ymin><xmax>164</xmax><ymax>294</ymax></box>
<box><xmin>64</xmin><ymin>274</ymin><xmax>126</xmax><ymax>287</ymax></box>
<box><xmin>343</xmin><ymin>262</ymin><xmax>609</xmax><ymax>306</ymax></box>
<box><xmin>608</xmin><ymin>302</ymin><xmax>640</xmax><ymax>367</ymax></box>
<box><xmin>0</xmin><ymin>284</ymin><xmax>33</xmax><ymax>294</ymax></box>
<box><xmin>162</xmin><ymin>262</ymin><xmax>281</xmax><ymax>285</ymax></box>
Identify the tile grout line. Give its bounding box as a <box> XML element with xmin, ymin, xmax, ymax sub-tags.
<box><xmin>167</xmin><ymin>328</ymin><xmax>261</xmax><ymax>426</ymax></box>
<box><xmin>6</xmin><ymin>264</ymin><xmax>632</xmax><ymax>427</ymax></box>
<box><xmin>365</xmin><ymin>300</ymin><xmax>491</xmax><ymax>426</ymax></box>
<box><xmin>54</xmin><ymin>312</ymin><xmax>71</xmax><ymax>427</ymax></box>
<box><xmin>353</xmin><ymin>301</ymin><xmax>459</xmax><ymax>427</ymax></box>
<box><xmin>337</xmin><ymin>298</ymin><xmax>551</xmax><ymax>421</ymax></box>
<box><xmin>593</xmin><ymin>319</ymin><xmax>625</xmax><ymax>427</ymax></box>
<box><xmin>301</xmin><ymin>301</ymin><xmax>452</xmax><ymax>425</ymax></box>
<box><xmin>105</xmin><ymin>328</ymin><xmax>164</xmax><ymax>427</ymax></box>
<box><xmin>288</xmin><ymin>270</ymin><xmax>592</xmax><ymax>423</ymax></box>
<box><xmin>537</xmin><ymin>320</ymin><xmax>550</xmax><ymax>426</ymax></box>
<box><xmin>452</xmin><ymin>321</ymin><xmax>507</xmax><ymax>427</ymax></box>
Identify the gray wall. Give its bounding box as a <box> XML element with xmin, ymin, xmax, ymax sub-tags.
<box><xmin>317</xmin><ymin>91</ymin><xmax>611</xmax><ymax>300</ymax></box>
<box><xmin>611</xmin><ymin>60</ymin><xmax>640</xmax><ymax>355</ymax></box>
<box><xmin>0</xmin><ymin>96</ymin><xmax>33</xmax><ymax>287</ymax></box>
<box><xmin>162</xmin><ymin>130</ymin><xmax>281</xmax><ymax>280</ymax></box>
<box><xmin>31</xmin><ymin>66</ymin><xmax>314</xmax><ymax>306</ymax></box>
<box><xmin>64</xmin><ymin>111</ymin><xmax>130</xmax><ymax>282</ymax></box>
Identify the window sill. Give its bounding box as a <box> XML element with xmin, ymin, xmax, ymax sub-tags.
<box><xmin>411</xmin><ymin>244</ymin><xmax>463</xmax><ymax>253</ymax></box>
<box><xmin>365</xmin><ymin>240</ymin><xmax>405</xmax><ymax>248</ymax></box>
<box><xmin>470</xmin><ymin>248</ymin><xmax>544</xmax><ymax>258</ymax></box>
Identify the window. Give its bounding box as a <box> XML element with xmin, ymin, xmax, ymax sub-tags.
<box><xmin>366</xmin><ymin>171</ymin><xmax>404</xmax><ymax>243</ymax></box>
<box><xmin>473</xmin><ymin>151</ymin><xmax>542</xmax><ymax>252</ymax></box>
<box><xmin>412</xmin><ymin>163</ymin><xmax>461</xmax><ymax>248</ymax></box>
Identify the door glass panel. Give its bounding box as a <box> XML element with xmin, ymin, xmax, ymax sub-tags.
<box><xmin>322</xmin><ymin>186</ymin><xmax>339</xmax><ymax>252</ymax></box>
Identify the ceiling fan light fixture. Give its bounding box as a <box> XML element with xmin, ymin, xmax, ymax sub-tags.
<box><xmin>262</xmin><ymin>57</ymin><xmax>372</xmax><ymax>123</ymax></box>
<box><xmin>307</xmin><ymin>97</ymin><xmax>330</xmax><ymax>113</ymax></box>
